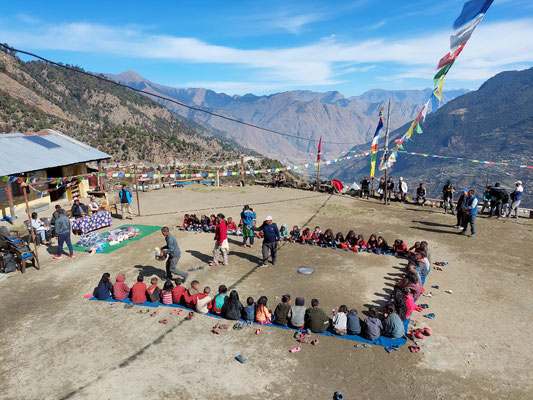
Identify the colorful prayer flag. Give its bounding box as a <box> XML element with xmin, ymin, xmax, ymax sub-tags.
<box><xmin>453</xmin><ymin>0</ymin><xmax>494</xmax><ymax>30</ymax></box>
<box><xmin>369</xmin><ymin>108</ymin><xmax>384</xmax><ymax>179</ymax></box>
<box><xmin>317</xmin><ymin>136</ymin><xmax>322</xmax><ymax>162</ymax></box>
<box><xmin>450</xmin><ymin>14</ymin><xmax>484</xmax><ymax>50</ymax></box>
<box><xmin>431</xmin><ymin>76</ymin><xmax>445</xmax><ymax>113</ymax></box>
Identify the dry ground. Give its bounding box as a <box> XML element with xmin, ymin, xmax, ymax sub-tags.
<box><xmin>1</xmin><ymin>185</ymin><xmax>532</xmax><ymax>400</ymax></box>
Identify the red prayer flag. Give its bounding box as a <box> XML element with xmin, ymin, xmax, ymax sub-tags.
<box><xmin>317</xmin><ymin>136</ymin><xmax>322</xmax><ymax>162</ymax></box>
<box><xmin>437</xmin><ymin>42</ymin><xmax>466</xmax><ymax>69</ymax></box>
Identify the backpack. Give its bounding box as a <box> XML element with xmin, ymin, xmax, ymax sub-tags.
<box><xmin>0</xmin><ymin>253</ymin><xmax>17</xmax><ymax>273</ymax></box>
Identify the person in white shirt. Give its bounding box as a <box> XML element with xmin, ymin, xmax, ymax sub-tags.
<box><xmin>88</xmin><ymin>196</ymin><xmax>100</xmax><ymax>212</ymax></box>
<box><xmin>397</xmin><ymin>177</ymin><xmax>408</xmax><ymax>202</ymax></box>
<box><xmin>31</xmin><ymin>212</ymin><xmax>51</xmax><ymax>244</ymax></box>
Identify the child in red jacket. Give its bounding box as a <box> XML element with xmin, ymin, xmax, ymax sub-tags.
<box><xmin>183</xmin><ymin>280</ymin><xmax>200</xmax><ymax>309</ymax></box>
<box><xmin>130</xmin><ymin>275</ymin><xmax>147</xmax><ymax>304</ymax></box>
<box><xmin>172</xmin><ymin>278</ymin><xmax>186</xmax><ymax>304</ymax></box>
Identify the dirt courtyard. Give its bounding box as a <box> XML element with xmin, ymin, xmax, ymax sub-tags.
<box><xmin>1</xmin><ymin>185</ymin><xmax>532</xmax><ymax>400</ymax></box>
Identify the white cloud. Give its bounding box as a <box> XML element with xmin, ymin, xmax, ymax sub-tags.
<box><xmin>1</xmin><ymin>17</ymin><xmax>532</xmax><ymax>91</ymax></box>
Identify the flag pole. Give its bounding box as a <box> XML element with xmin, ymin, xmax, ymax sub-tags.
<box><xmin>316</xmin><ymin>162</ymin><xmax>321</xmax><ymax>192</ymax></box>
<box><xmin>383</xmin><ymin>98</ymin><xmax>392</xmax><ymax>205</ymax></box>
<box><xmin>315</xmin><ymin>136</ymin><xmax>322</xmax><ymax>192</ymax></box>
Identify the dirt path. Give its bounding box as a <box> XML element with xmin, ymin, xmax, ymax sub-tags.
<box><xmin>1</xmin><ymin>186</ymin><xmax>532</xmax><ymax>399</ymax></box>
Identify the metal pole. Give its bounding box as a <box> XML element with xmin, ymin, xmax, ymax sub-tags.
<box><xmin>383</xmin><ymin>98</ymin><xmax>392</xmax><ymax>205</ymax></box>
<box><xmin>23</xmin><ymin>185</ymin><xmax>39</xmax><ymax>264</ymax></box>
<box><xmin>240</xmin><ymin>156</ymin><xmax>245</xmax><ymax>187</ymax></box>
<box><xmin>133</xmin><ymin>165</ymin><xmax>141</xmax><ymax>216</ymax></box>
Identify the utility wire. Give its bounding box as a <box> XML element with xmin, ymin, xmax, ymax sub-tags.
<box><xmin>0</xmin><ymin>43</ymin><xmax>358</xmax><ymax>145</ymax></box>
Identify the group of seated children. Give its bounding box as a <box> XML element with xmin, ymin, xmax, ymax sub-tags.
<box><xmin>285</xmin><ymin>225</ymin><xmax>424</xmax><ymax>257</ymax></box>
<box><xmin>179</xmin><ymin>214</ymin><xmax>260</xmax><ymax>237</ymax></box>
<box><xmin>93</xmin><ymin>275</ymin><xmax>418</xmax><ymax>340</ymax></box>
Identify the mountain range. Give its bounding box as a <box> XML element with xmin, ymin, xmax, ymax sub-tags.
<box><xmin>322</xmin><ymin>67</ymin><xmax>533</xmax><ymax>207</ymax></box>
<box><xmin>105</xmin><ymin>70</ymin><xmax>468</xmax><ymax>163</ymax></box>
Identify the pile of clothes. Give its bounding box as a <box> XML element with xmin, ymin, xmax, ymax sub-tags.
<box><xmin>106</xmin><ymin>226</ymin><xmax>141</xmax><ymax>245</ymax></box>
<box><xmin>75</xmin><ymin>232</ymin><xmax>107</xmax><ymax>253</ymax></box>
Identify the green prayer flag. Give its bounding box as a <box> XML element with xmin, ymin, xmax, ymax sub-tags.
<box><xmin>434</xmin><ymin>62</ymin><xmax>454</xmax><ymax>86</ymax></box>
<box><xmin>415</xmin><ymin>123</ymin><xmax>423</xmax><ymax>134</ymax></box>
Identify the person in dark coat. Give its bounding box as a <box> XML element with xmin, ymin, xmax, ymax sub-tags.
<box><xmin>71</xmin><ymin>198</ymin><xmax>88</xmax><ymax>219</ymax></box>
<box><xmin>249</xmin><ymin>216</ymin><xmax>280</xmax><ymax>267</ymax></box>
<box><xmin>454</xmin><ymin>188</ymin><xmax>469</xmax><ymax>229</ymax></box>
<box><xmin>93</xmin><ymin>273</ymin><xmax>113</xmax><ymax>300</ymax></box>
<box><xmin>221</xmin><ymin>290</ymin><xmax>243</xmax><ymax>320</ymax></box>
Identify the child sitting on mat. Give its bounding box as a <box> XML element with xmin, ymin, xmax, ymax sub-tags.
<box><xmin>242</xmin><ymin>297</ymin><xmax>255</xmax><ymax>323</ymax></box>
<box><xmin>131</xmin><ymin>275</ymin><xmax>147</xmax><ymax>304</ymax></box>
<box><xmin>334</xmin><ymin>232</ymin><xmax>346</xmax><ymax>249</ymax></box>
<box><xmin>345</xmin><ymin>230</ymin><xmax>357</xmax><ymax>250</ymax></box>
<box><xmin>183</xmin><ymin>280</ymin><xmax>200</xmax><ymax>309</ymax></box>
<box><xmin>311</xmin><ymin>226</ymin><xmax>322</xmax><ymax>245</ymax></box>
<box><xmin>226</xmin><ymin>217</ymin><xmax>238</xmax><ymax>235</ymax></box>
<box><xmin>289</xmin><ymin>225</ymin><xmax>300</xmax><ymax>242</ymax></box>
<box><xmin>299</xmin><ymin>227</ymin><xmax>311</xmax><ymax>244</ymax></box>
<box><xmin>376</xmin><ymin>236</ymin><xmax>390</xmax><ymax>254</ymax></box>
<box><xmin>210</xmin><ymin>285</ymin><xmax>228</xmax><ymax>315</ymax></box>
<box><xmin>147</xmin><ymin>277</ymin><xmax>161</xmax><ymax>303</ymax></box>
<box><xmin>319</xmin><ymin>229</ymin><xmax>335</xmax><ymax>248</ymax></box>
<box><xmin>367</xmin><ymin>234</ymin><xmax>378</xmax><ymax>252</ymax></box>
<box><xmin>172</xmin><ymin>278</ymin><xmax>186</xmax><ymax>304</ymax></box>
<box><xmin>289</xmin><ymin>297</ymin><xmax>306</xmax><ymax>329</ymax></box>
<box><xmin>113</xmin><ymin>273</ymin><xmax>130</xmax><ymax>301</ymax></box>
<box><xmin>332</xmin><ymin>305</ymin><xmax>348</xmax><ymax>335</ymax></box>
<box><xmin>364</xmin><ymin>306</ymin><xmax>382</xmax><ymax>341</ymax></box>
<box><xmin>273</xmin><ymin>294</ymin><xmax>292</xmax><ymax>327</ymax></box>
<box><xmin>279</xmin><ymin>224</ymin><xmax>289</xmax><ymax>241</ymax></box>
<box><xmin>196</xmin><ymin>287</ymin><xmax>212</xmax><ymax>314</ymax></box>
<box><xmin>179</xmin><ymin>214</ymin><xmax>191</xmax><ymax>231</ymax></box>
<box><xmin>392</xmin><ymin>239</ymin><xmax>408</xmax><ymax>256</ymax></box>
<box><xmin>255</xmin><ymin>296</ymin><xmax>272</xmax><ymax>325</ymax></box>
<box><xmin>160</xmin><ymin>279</ymin><xmax>174</xmax><ymax>305</ymax></box>
<box><xmin>347</xmin><ymin>309</ymin><xmax>362</xmax><ymax>335</ymax></box>
<box><xmin>355</xmin><ymin>235</ymin><xmax>367</xmax><ymax>251</ymax></box>
<box><xmin>94</xmin><ymin>272</ymin><xmax>113</xmax><ymax>300</ymax></box>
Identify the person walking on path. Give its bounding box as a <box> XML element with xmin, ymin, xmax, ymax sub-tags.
<box><xmin>210</xmin><ymin>213</ymin><xmax>229</xmax><ymax>266</ymax></box>
<box><xmin>442</xmin><ymin>181</ymin><xmax>455</xmax><ymax>214</ymax></box>
<box><xmin>248</xmin><ymin>216</ymin><xmax>281</xmax><ymax>267</ymax></box>
<box><xmin>240</xmin><ymin>205</ymin><xmax>256</xmax><ymax>248</ymax></box>
<box><xmin>53</xmin><ymin>209</ymin><xmax>74</xmax><ymax>259</ymax></box>
<box><xmin>119</xmin><ymin>184</ymin><xmax>133</xmax><ymax>219</ymax></box>
<box><xmin>461</xmin><ymin>189</ymin><xmax>478</xmax><ymax>237</ymax></box>
<box><xmin>507</xmin><ymin>180</ymin><xmax>524</xmax><ymax>219</ymax></box>
<box><xmin>160</xmin><ymin>227</ymin><xmax>187</xmax><ymax>281</ymax></box>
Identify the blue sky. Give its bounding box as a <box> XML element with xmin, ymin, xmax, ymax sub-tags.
<box><xmin>1</xmin><ymin>0</ymin><xmax>532</xmax><ymax>96</ymax></box>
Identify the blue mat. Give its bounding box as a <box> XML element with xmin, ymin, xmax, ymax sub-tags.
<box><xmin>88</xmin><ymin>297</ymin><xmax>412</xmax><ymax>347</ymax></box>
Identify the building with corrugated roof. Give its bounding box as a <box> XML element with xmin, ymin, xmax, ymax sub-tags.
<box><xmin>0</xmin><ymin>129</ymin><xmax>111</xmax><ymax>218</ymax></box>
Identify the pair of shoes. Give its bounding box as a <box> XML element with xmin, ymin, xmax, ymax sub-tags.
<box><xmin>259</xmin><ymin>263</ymin><xmax>268</xmax><ymax>267</ymax></box>
<box><xmin>53</xmin><ymin>254</ymin><xmax>62</xmax><ymax>259</ymax></box>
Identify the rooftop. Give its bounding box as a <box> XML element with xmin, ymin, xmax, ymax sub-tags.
<box><xmin>0</xmin><ymin>129</ymin><xmax>111</xmax><ymax>176</ymax></box>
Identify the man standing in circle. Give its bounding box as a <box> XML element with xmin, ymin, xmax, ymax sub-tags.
<box><xmin>461</xmin><ymin>189</ymin><xmax>478</xmax><ymax>237</ymax></box>
<box><xmin>160</xmin><ymin>227</ymin><xmax>187</xmax><ymax>281</ymax></box>
<box><xmin>210</xmin><ymin>213</ymin><xmax>229</xmax><ymax>266</ymax></box>
<box><xmin>442</xmin><ymin>180</ymin><xmax>455</xmax><ymax>214</ymax></box>
<box><xmin>455</xmin><ymin>188</ymin><xmax>469</xmax><ymax>229</ymax></box>
<box><xmin>360</xmin><ymin>177</ymin><xmax>370</xmax><ymax>199</ymax></box>
<box><xmin>248</xmin><ymin>216</ymin><xmax>280</xmax><ymax>267</ymax></box>
<box><xmin>53</xmin><ymin>209</ymin><xmax>74</xmax><ymax>259</ymax></box>
<box><xmin>240</xmin><ymin>205</ymin><xmax>256</xmax><ymax>248</ymax></box>
<box><xmin>119</xmin><ymin>184</ymin><xmax>133</xmax><ymax>220</ymax></box>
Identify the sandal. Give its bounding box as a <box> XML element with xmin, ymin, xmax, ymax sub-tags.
<box><xmin>235</xmin><ymin>355</ymin><xmax>248</xmax><ymax>364</ymax></box>
<box><xmin>159</xmin><ymin>319</ymin><xmax>168</xmax><ymax>324</ymax></box>
<box><xmin>422</xmin><ymin>327</ymin><xmax>431</xmax><ymax>336</ymax></box>
<box><xmin>185</xmin><ymin>312</ymin><xmax>194</xmax><ymax>320</ymax></box>
<box><xmin>233</xmin><ymin>322</ymin><xmax>244</xmax><ymax>330</ymax></box>
<box><xmin>289</xmin><ymin>347</ymin><xmax>301</xmax><ymax>353</ymax></box>
<box><xmin>423</xmin><ymin>313</ymin><xmax>435</xmax><ymax>319</ymax></box>
<box><xmin>255</xmin><ymin>328</ymin><xmax>261</xmax><ymax>335</ymax></box>
<box><xmin>150</xmin><ymin>311</ymin><xmax>157</xmax><ymax>317</ymax></box>
<box><xmin>311</xmin><ymin>339</ymin><xmax>319</xmax><ymax>345</ymax></box>
<box><xmin>409</xmin><ymin>345</ymin><xmax>420</xmax><ymax>353</ymax></box>
<box><xmin>178</xmin><ymin>309</ymin><xmax>183</xmax><ymax>315</ymax></box>
<box><xmin>124</xmin><ymin>303</ymin><xmax>134</xmax><ymax>309</ymax></box>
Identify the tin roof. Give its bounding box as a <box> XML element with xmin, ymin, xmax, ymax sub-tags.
<box><xmin>0</xmin><ymin>130</ymin><xmax>111</xmax><ymax>176</ymax></box>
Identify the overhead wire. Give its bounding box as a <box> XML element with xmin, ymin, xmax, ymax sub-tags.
<box><xmin>0</xmin><ymin>43</ymin><xmax>358</xmax><ymax>146</ymax></box>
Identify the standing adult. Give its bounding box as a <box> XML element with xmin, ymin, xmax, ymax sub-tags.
<box><xmin>249</xmin><ymin>216</ymin><xmax>280</xmax><ymax>267</ymax></box>
<box><xmin>386</xmin><ymin>177</ymin><xmax>394</xmax><ymax>202</ymax></box>
<box><xmin>160</xmin><ymin>227</ymin><xmax>187</xmax><ymax>282</ymax></box>
<box><xmin>480</xmin><ymin>186</ymin><xmax>492</xmax><ymax>215</ymax></box>
<box><xmin>455</xmin><ymin>188</ymin><xmax>469</xmax><ymax>229</ymax></box>
<box><xmin>210</xmin><ymin>213</ymin><xmax>229</xmax><ymax>266</ymax></box>
<box><xmin>360</xmin><ymin>177</ymin><xmax>370</xmax><ymax>199</ymax></box>
<box><xmin>461</xmin><ymin>189</ymin><xmax>478</xmax><ymax>237</ymax></box>
<box><xmin>507</xmin><ymin>180</ymin><xmax>524</xmax><ymax>219</ymax></box>
<box><xmin>119</xmin><ymin>184</ymin><xmax>133</xmax><ymax>220</ymax></box>
<box><xmin>397</xmin><ymin>177</ymin><xmax>408</xmax><ymax>202</ymax></box>
<box><xmin>442</xmin><ymin>181</ymin><xmax>455</xmax><ymax>214</ymax></box>
<box><xmin>377</xmin><ymin>177</ymin><xmax>385</xmax><ymax>200</ymax></box>
<box><xmin>488</xmin><ymin>183</ymin><xmax>504</xmax><ymax>218</ymax></box>
<box><xmin>240</xmin><ymin>205</ymin><xmax>256</xmax><ymax>248</ymax></box>
<box><xmin>414</xmin><ymin>183</ymin><xmax>427</xmax><ymax>205</ymax></box>
<box><xmin>53</xmin><ymin>209</ymin><xmax>74</xmax><ymax>259</ymax></box>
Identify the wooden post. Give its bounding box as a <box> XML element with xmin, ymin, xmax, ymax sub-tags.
<box><xmin>315</xmin><ymin>162</ymin><xmax>321</xmax><ymax>192</ymax></box>
<box><xmin>5</xmin><ymin>182</ymin><xmax>15</xmax><ymax>220</ymax></box>
<box><xmin>383</xmin><ymin>98</ymin><xmax>392</xmax><ymax>205</ymax></box>
<box><xmin>133</xmin><ymin>165</ymin><xmax>141</xmax><ymax>216</ymax></box>
<box><xmin>23</xmin><ymin>185</ymin><xmax>39</xmax><ymax>264</ymax></box>
<box><xmin>240</xmin><ymin>156</ymin><xmax>245</xmax><ymax>187</ymax></box>
<box><xmin>217</xmin><ymin>170</ymin><xmax>220</xmax><ymax>187</ymax></box>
